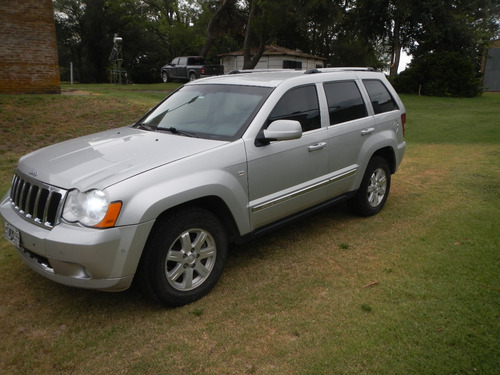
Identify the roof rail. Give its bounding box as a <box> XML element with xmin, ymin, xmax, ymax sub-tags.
<box><xmin>228</xmin><ymin>69</ymin><xmax>296</xmax><ymax>75</ymax></box>
<box><xmin>304</xmin><ymin>67</ymin><xmax>375</xmax><ymax>74</ymax></box>
<box><xmin>227</xmin><ymin>67</ymin><xmax>375</xmax><ymax>75</ymax></box>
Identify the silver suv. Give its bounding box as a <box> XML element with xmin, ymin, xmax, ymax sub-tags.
<box><xmin>1</xmin><ymin>68</ymin><xmax>406</xmax><ymax>306</ymax></box>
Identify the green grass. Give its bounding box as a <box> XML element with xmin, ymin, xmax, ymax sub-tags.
<box><xmin>60</xmin><ymin>82</ymin><xmax>178</xmax><ymax>105</ymax></box>
<box><xmin>0</xmin><ymin>88</ymin><xmax>499</xmax><ymax>374</ymax></box>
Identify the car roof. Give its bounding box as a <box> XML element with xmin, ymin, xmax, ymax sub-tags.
<box><xmin>190</xmin><ymin>68</ymin><xmax>379</xmax><ymax>88</ymax></box>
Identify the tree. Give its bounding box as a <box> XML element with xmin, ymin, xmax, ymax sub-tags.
<box><xmin>53</xmin><ymin>0</ymin><xmax>499</xmax><ymax>88</ymax></box>
<box><xmin>392</xmin><ymin>0</ymin><xmax>499</xmax><ymax>96</ymax></box>
<box><xmin>353</xmin><ymin>0</ymin><xmax>418</xmax><ymax>76</ymax></box>
<box><xmin>198</xmin><ymin>0</ymin><xmax>239</xmax><ymax>58</ymax></box>
<box><xmin>242</xmin><ymin>0</ymin><xmax>266</xmax><ymax>69</ymax></box>
<box><xmin>241</xmin><ymin>0</ymin><xmax>314</xmax><ymax>69</ymax></box>
<box><xmin>394</xmin><ymin>51</ymin><xmax>483</xmax><ymax>96</ymax></box>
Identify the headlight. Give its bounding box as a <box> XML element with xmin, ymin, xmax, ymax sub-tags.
<box><xmin>63</xmin><ymin>189</ymin><xmax>121</xmax><ymax>228</ymax></box>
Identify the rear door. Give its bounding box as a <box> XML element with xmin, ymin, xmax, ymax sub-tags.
<box><xmin>324</xmin><ymin>77</ymin><xmax>402</xmax><ymax>198</ymax></box>
<box><xmin>323</xmin><ymin>80</ymin><xmax>374</xmax><ymax>197</ymax></box>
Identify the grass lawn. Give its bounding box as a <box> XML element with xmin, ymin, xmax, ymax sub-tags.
<box><xmin>0</xmin><ymin>85</ymin><xmax>498</xmax><ymax>375</ymax></box>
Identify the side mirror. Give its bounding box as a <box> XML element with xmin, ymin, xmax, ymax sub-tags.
<box><xmin>262</xmin><ymin>120</ymin><xmax>302</xmax><ymax>142</ymax></box>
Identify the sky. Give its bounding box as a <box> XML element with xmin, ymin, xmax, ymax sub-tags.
<box><xmin>399</xmin><ymin>51</ymin><xmax>412</xmax><ymax>73</ymax></box>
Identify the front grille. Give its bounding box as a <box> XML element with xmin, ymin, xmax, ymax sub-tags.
<box><xmin>9</xmin><ymin>173</ymin><xmax>67</xmax><ymax>228</ymax></box>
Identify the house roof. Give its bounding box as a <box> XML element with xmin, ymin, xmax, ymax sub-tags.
<box><xmin>219</xmin><ymin>45</ymin><xmax>326</xmax><ymax>61</ymax></box>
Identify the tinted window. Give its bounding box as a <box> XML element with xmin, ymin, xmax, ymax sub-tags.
<box><xmin>363</xmin><ymin>79</ymin><xmax>398</xmax><ymax>114</ymax></box>
<box><xmin>268</xmin><ymin>85</ymin><xmax>320</xmax><ymax>132</ymax></box>
<box><xmin>324</xmin><ymin>81</ymin><xmax>367</xmax><ymax>125</ymax></box>
<box><xmin>188</xmin><ymin>57</ymin><xmax>204</xmax><ymax>65</ymax></box>
<box><xmin>283</xmin><ymin>60</ymin><xmax>302</xmax><ymax>69</ymax></box>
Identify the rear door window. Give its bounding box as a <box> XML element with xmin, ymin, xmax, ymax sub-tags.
<box><xmin>324</xmin><ymin>81</ymin><xmax>367</xmax><ymax>125</ymax></box>
<box><xmin>363</xmin><ymin>79</ymin><xmax>398</xmax><ymax>114</ymax></box>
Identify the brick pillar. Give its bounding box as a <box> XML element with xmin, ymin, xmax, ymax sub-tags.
<box><xmin>0</xmin><ymin>0</ymin><xmax>61</xmax><ymax>94</ymax></box>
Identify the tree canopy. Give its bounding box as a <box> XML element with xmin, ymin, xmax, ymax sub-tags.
<box><xmin>54</xmin><ymin>0</ymin><xmax>499</xmax><ymax>96</ymax></box>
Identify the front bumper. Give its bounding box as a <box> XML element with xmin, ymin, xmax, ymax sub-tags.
<box><xmin>1</xmin><ymin>194</ymin><xmax>154</xmax><ymax>291</ymax></box>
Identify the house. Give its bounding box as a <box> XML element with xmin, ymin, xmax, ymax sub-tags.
<box><xmin>482</xmin><ymin>38</ymin><xmax>500</xmax><ymax>92</ymax></box>
<box><xmin>219</xmin><ymin>45</ymin><xmax>325</xmax><ymax>73</ymax></box>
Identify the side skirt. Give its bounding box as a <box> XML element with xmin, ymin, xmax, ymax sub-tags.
<box><xmin>236</xmin><ymin>191</ymin><xmax>356</xmax><ymax>244</ymax></box>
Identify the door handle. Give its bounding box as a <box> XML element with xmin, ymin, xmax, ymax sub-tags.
<box><xmin>308</xmin><ymin>142</ymin><xmax>327</xmax><ymax>152</ymax></box>
<box><xmin>361</xmin><ymin>127</ymin><xmax>375</xmax><ymax>136</ymax></box>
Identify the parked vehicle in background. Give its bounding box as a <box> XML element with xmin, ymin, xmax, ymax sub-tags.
<box><xmin>1</xmin><ymin>68</ymin><xmax>406</xmax><ymax>307</ymax></box>
<box><xmin>160</xmin><ymin>56</ymin><xmax>224</xmax><ymax>82</ymax></box>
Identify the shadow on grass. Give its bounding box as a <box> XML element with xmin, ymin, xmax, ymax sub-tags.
<box><xmin>226</xmin><ymin>201</ymin><xmax>357</xmax><ymax>269</ymax></box>
<box><xmin>6</xmin><ymin>202</ymin><xmax>358</xmax><ymax>315</ymax></box>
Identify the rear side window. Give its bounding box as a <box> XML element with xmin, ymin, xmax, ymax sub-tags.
<box><xmin>268</xmin><ymin>85</ymin><xmax>321</xmax><ymax>132</ymax></box>
<box><xmin>324</xmin><ymin>81</ymin><xmax>367</xmax><ymax>125</ymax></box>
<box><xmin>363</xmin><ymin>79</ymin><xmax>398</xmax><ymax>114</ymax></box>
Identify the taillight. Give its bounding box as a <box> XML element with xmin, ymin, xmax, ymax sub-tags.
<box><xmin>201</xmin><ymin>67</ymin><xmax>205</xmax><ymax>75</ymax></box>
<box><xmin>401</xmin><ymin>113</ymin><xmax>406</xmax><ymax>137</ymax></box>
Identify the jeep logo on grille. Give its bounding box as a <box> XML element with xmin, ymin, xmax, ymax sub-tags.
<box><xmin>29</xmin><ymin>170</ymin><xmax>38</xmax><ymax>177</ymax></box>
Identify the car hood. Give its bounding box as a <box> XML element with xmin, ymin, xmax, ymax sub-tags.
<box><xmin>17</xmin><ymin>126</ymin><xmax>227</xmax><ymax>190</ymax></box>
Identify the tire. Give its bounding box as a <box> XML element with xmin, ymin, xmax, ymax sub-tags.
<box><xmin>161</xmin><ymin>71</ymin><xmax>169</xmax><ymax>83</ymax></box>
<box><xmin>349</xmin><ymin>156</ymin><xmax>391</xmax><ymax>216</ymax></box>
<box><xmin>189</xmin><ymin>73</ymin><xmax>197</xmax><ymax>81</ymax></box>
<box><xmin>137</xmin><ymin>207</ymin><xmax>227</xmax><ymax>307</ymax></box>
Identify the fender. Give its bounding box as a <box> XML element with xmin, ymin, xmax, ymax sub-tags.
<box><xmin>353</xmin><ymin>127</ymin><xmax>401</xmax><ymax>189</ymax></box>
<box><xmin>107</xmin><ymin>139</ymin><xmax>252</xmax><ymax>235</ymax></box>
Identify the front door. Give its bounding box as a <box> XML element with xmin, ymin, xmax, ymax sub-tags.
<box><xmin>246</xmin><ymin>85</ymin><xmax>329</xmax><ymax>229</ymax></box>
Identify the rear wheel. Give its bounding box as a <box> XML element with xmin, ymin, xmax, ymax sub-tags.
<box><xmin>161</xmin><ymin>71</ymin><xmax>169</xmax><ymax>83</ymax></box>
<box><xmin>189</xmin><ymin>73</ymin><xmax>197</xmax><ymax>81</ymax></box>
<box><xmin>137</xmin><ymin>207</ymin><xmax>227</xmax><ymax>307</ymax></box>
<box><xmin>349</xmin><ymin>156</ymin><xmax>391</xmax><ymax>216</ymax></box>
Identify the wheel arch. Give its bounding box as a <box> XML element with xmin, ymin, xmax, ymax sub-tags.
<box><xmin>153</xmin><ymin>196</ymin><xmax>241</xmax><ymax>244</ymax></box>
<box><xmin>371</xmin><ymin>146</ymin><xmax>396</xmax><ymax>174</ymax></box>
<box><xmin>187</xmin><ymin>70</ymin><xmax>198</xmax><ymax>80</ymax></box>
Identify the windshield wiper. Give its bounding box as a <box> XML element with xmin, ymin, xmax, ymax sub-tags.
<box><xmin>159</xmin><ymin>126</ymin><xmax>197</xmax><ymax>137</ymax></box>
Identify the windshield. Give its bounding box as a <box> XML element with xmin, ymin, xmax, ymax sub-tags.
<box><xmin>136</xmin><ymin>84</ymin><xmax>272</xmax><ymax>140</ymax></box>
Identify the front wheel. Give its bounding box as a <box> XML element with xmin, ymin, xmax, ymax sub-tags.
<box><xmin>137</xmin><ymin>207</ymin><xmax>227</xmax><ymax>307</ymax></box>
<box><xmin>349</xmin><ymin>156</ymin><xmax>391</xmax><ymax>216</ymax></box>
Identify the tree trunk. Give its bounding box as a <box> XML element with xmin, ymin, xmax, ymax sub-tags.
<box><xmin>243</xmin><ymin>37</ymin><xmax>266</xmax><ymax>69</ymax></box>
<box><xmin>242</xmin><ymin>1</ymin><xmax>266</xmax><ymax>69</ymax></box>
<box><xmin>199</xmin><ymin>0</ymin><xmax>236</xmax><ymax>58</ymax></box>
<box><xmin>390</xmin><ymin>17</ymin><xmax>402</xmax><ymax>77</ymax></box>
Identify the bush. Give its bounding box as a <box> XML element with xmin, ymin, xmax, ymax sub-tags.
<box><xmin>393</xmin><ymin>51</ymin><xmax>483</xmax><ymax>97</ymax></box>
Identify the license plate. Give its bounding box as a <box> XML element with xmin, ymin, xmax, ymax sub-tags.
<box><xmin>4</xmin><ymin>222</ymin><xmax>21</xmax><ymax>248</ymax></box>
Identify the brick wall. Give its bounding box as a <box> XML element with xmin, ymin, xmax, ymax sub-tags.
<box><xmin>0</xmin><ymin>0</ymin><xmax>60</xmax><ymax>94</ymax></box>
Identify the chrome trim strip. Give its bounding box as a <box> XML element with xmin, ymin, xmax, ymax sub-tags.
<box><xmin>251</xmin><ymin>168</ymin><xmax>357</xmax><ymax>213</ymax></box>
<box><xmin>329</xmin><ymin>168</ymin><xmax>357</xmax><ymax>184</ymax></box>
